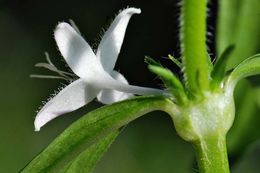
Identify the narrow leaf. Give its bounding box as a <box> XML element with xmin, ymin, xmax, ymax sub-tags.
<box><xmin>62</xmin><ymin>130</ymin><xmax>120</xmax><ymax>173</ymax></box>
<box><xmin>21</xmin><ymin>96</ymin><xmax>172</xmax><ymax>173</ymax></box>
<box><xmin>226</xmin><ymin>54</ymin><xmax>260</xmax><ymax>89</ymax></box>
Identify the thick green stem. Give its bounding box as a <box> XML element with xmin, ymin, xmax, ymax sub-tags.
<box><xmin>193</xmin><ymin>135</ymin><xmax>230</xmax><ymax>173</ymax></box>
<box><xmin>181</xmin><ymin>0</ymin><xmax>210</xmax><ymax>96</ymax></box>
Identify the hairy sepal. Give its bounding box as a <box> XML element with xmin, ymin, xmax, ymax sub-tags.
<box><xmin>148</xmin><ymin>65</ymin><xmax>187</xmax><ymax>104</ymax></box>
<box><xmin>211</xmin><ymin>45</ymin><xmax>235</xmax><ymax>88</ymax></box>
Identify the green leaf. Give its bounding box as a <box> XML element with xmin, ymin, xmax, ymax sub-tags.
<box><xmin>62</xmin><ymin>130</ymin><xmax>120</xmax><ymax>173</ymax></box>
<box><xmin>21</xmin><ymin>96</ymin><xmax>172</xmax><ymax>173</ymax></box>
<box><xmin>94</xmin><ymin>114</ymin><xmax>194</xmax><ymax>173</ymax></box>
<box><xmin>211</xmin><ymin>45</ymin><xmax>235</xmax><ymax>87</ymax></box>
<box><xmin>227</xmin><ymin>54</ymin><xmax>260</xmax><ymax>89</ymax></box>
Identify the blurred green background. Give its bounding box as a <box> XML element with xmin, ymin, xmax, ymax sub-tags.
<box><xmin>0</xmin><ymin>0</ymin><xmax>259</xmax><ymax>172</ymax></box>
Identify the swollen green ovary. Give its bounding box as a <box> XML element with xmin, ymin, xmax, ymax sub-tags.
<box><xmin>173</xmin><ymin>92</ymin><xmax>235</xmax><ymax>142</ymax></box>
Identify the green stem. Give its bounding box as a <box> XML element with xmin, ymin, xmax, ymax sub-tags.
<box><xmin>181</xmin><ymin>0</ymin><xmax>210</xmax><ymax>96</ymax></box>
<box><xmin>193</xmin><ymin>135</ymin><xmax>230</xmax><ymax>173</ymax></box>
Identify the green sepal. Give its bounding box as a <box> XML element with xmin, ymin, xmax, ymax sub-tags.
<box><xmin>168</xmin><ymin>54</ymin><xmax>182</xmax><ymax>68</ymax></box>
<box><xmin>144</xmin><ymin>56</ymin><xmax>162</xmax><ymax>67</ymax></box>
<box><xmin>211</xmin><ymin>45</ymin><xmax>235</xmax><ymax>88</ymax></box>
<box><xmin>61</xmin><ymin>130</ymin><xmax>120</xmax><ymax>173</ymax></box>
<box><xmin>21</xmin><ymin>96</ymin><xmax>171</xmax><ymax>173</ymax></box>
<box><xmin>148</xmin><ymin>65</ymin><xmax>183</xmax><ymax>91</ymax></box>
<box><xmin>148</xmin><ymin>65</ymin><xmax>187</xmax><ymax>104</ymax></box>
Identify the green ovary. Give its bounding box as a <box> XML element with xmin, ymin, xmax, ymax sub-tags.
<box><xmin>171</xmin><ymin>91</ymin><xmax>235</xmax><ymax>142</ymax></box>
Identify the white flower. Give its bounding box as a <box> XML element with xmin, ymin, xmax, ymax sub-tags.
<box><xmin>34</xmin><ymin>8</ymin><xmax>165</xmax><ymax>131</ymax></box>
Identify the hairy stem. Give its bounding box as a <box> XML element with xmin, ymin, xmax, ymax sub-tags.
<box><xmin>193</xmin><ymin>135</ymin><xmax>230</xmax><ymax>173</ymax></box>
<box><xmin>181</xmin><ymin>0</ymin><xmax>210</xmax><ymax>96</ymax></box>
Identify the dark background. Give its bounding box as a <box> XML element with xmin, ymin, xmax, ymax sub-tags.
<box><xmin>1</xmin><ymin>0</ymin><xmax>258</xmax><ymax>173</ymax></box>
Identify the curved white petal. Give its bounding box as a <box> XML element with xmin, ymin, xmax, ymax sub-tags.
<box><xmin>90</xmin><ymin>71</ymin><xmax>165</xmax><ymax>96</ymax></box>
<box><xmin>97</xmin><ymin>71</ymin><xmax>133</xmax><ymax>104</ymax></box>
<box><xmin>109</xmin><ymin>80</ymin><xmax>165</xmax><ymax>96</ymax></box>
<box><xmin>54</xmin><ymin>22</ymin><xmax>104</xmax><ymax>79</ymax></box>
<box><xmin>96</xmin><ymin>8</ymin><xmax>141</xmax><ymax>72</ymax></box>
<box><xmin>34</xmin><ymin>79</ymin><xmax>99</xmax><ymax>131</ymax></box>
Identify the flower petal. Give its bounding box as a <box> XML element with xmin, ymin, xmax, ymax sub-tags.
<box><xmin>96</xmin><ymin>8</ymin><xmax>141</xmax><ymax>72</ymax></box>
<box><xmin>34</xmin><ymin>79</ymin><xmax>99</xmax><ymax>131</ymax></box>
<box><xmin>91</xmin><ymin>71</ymin><xmax>166</xmax><ymax>96</ymax></box>
<box><xmin>97</xmin><ymin>71</ymin><xmax>133</xmax><ymax>104</ymax></box>
<box><xmin>54</xmin><ymin>22</ymin><xmax>104</xmax><ymax>79</ymax></box>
